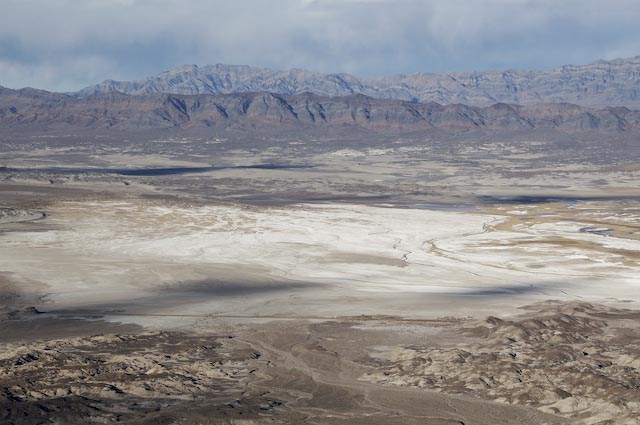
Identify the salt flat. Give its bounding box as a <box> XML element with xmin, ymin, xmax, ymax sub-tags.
<box><xmin>2</xmin><ymin>199</ymin><xmax>637</xmax><ymax>328</ymax></box>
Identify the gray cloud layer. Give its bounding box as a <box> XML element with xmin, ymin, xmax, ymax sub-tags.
<box><xmin>1</xmin><ymin>0</ymin><xmax>639</xmax><ymax>91</ymax></box>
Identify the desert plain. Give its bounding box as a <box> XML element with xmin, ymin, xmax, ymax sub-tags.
<box><xmin>1</xmin><ymin>128</ymin><xmax>639</xmax><ymax>424</ymax></box>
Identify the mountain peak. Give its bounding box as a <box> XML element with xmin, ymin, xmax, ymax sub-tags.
<box><xmin>172</xmin><ymin>64</ymin><xmax>199</xmax><ymax>72</ymax></box>
<box><xmin>73</xmin><ymin>56</ymin><xmax>640</xmax><ymax>108</ymax></box>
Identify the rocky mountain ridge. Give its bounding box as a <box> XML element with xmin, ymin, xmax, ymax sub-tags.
<box><xmin>73</xmin><ymin>56</ymin><xmax>640</xmax><ymax>108</ymax></box>
<box><xmin>1</xmin><ymin>86</ymin><xmax>639</xmax><ymax>132</ymax></box>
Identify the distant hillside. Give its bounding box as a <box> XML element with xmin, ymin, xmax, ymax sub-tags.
<box><xmin>1</xmin><ymin>87</ymin><xmax>639</xmax><ymax>132</ymax></box>
<box><xmin>73</xmin><ymin>57</ymin><xmax>640</xmax><ymax>108</ymax></box>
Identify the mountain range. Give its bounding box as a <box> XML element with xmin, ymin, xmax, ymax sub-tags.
<box><xmin>2</xmin><ymin>86</ymin><xmax>639</xmax><ymax>132</ymax></box>
<box><xmin>74</xmin><ymin>56</ymin><xmax>640</xmax><ymax>108</ymax></box>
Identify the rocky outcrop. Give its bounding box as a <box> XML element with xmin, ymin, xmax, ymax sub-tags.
<box><xmin>362</xmin><ymin>302</ymin><xmax>640</xmax><ymax>424</ymax></box>
<box><xmin>73</xmin><ymin>56</ymin><xmax>640</xmax><ymax>108</ymax></box>
<box><xmin>0</xmin><ymin>331</ymin><xmax>275</xmax><ymax>424</ymax></box>
<box><xmin>2</xmin><ymin>87</ymin><xmax>640</xmax><ymax>131</ymax></box>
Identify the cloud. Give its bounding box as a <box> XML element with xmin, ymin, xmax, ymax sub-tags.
<box><xmin>0</xmin><ymin>56</ymin><xmax>118</xmax><ymax>93</ymax></box>
<box><xmin>0</xmin><ymin>0</ymin><xmax>639</xmax><ymax>91</ymax></box>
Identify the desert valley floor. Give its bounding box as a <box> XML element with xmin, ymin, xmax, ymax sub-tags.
<box><xmin>1</xmin><ymin>129</ymin><xmax>639</xmax><ymax>424</ymax></box>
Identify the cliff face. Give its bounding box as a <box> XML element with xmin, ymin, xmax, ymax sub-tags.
<box><xmin>73</xmin><ymin>57</ymin><xmax>640</xmax><ymax>108</ymax></box>
<box><xmin>2</xmin><ymin>87</ymin><xmax>639</xmax><ymax>132</ymax></box>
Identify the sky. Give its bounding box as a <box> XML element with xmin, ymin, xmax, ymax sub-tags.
<box><xmin>1</xmin><ymin>0</ymin><xmax>639</xmax><ymax>92</ymax></box>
